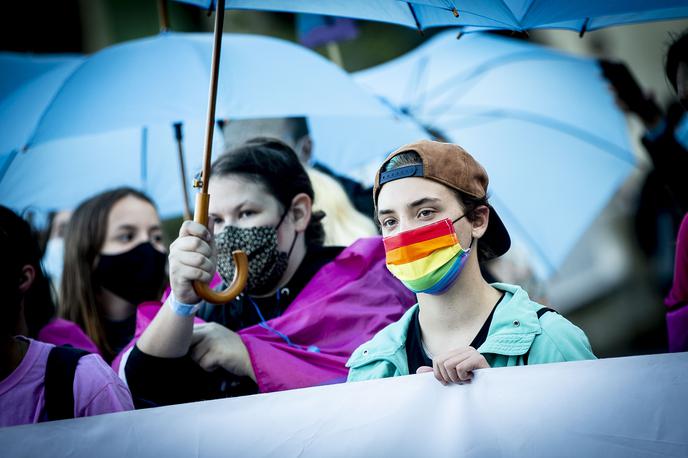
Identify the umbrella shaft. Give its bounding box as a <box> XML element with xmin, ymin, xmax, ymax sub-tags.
<box><xmin>200</xmin><ymin>0</ymin><xmax>225</xmax><ymax>195</ymax></box>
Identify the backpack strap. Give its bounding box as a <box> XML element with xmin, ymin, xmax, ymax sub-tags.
<box><xmin>523</xmin><ymin>308</ymin><xmax>559</xmax><ymax>365</ymax></box>
<box><xmin>45</xmin><ymin>346</ymin><xmax>89</xmax><ymax>421</ymax></box>
<box><xmin>536</xmin><ymin>307</ymin><xmax>558</xmax><ymax>319</ymax></box>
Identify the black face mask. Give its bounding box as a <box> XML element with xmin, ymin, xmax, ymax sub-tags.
<box><xmin>94</xmin><ymin>242</ymin><xmax>167</xmax><ymax>306</ymax></box>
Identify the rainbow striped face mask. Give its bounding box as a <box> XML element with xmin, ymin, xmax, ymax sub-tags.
<box><xmin>383</xmin><ymin>217</ymin><xmax>471</xmax><ymax>295</ymax></box>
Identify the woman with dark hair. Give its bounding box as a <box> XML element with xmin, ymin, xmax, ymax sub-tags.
<box><xmin>38</xmin><ymin>187</ymin><xmax>168</xmax><ymax>368</ymax></box>
<box><xmin>125</xmin><ymin>138</ymin><xmax>414</xmax><ymax>406</ymax></box>
<box><xmin>347</xmin><ymin>141</ymin><xmax>595</xmax><ymax>384</ymax></box>
<box><xmin>0</xmin><ymin>206</ymin><xmax>133</xmax><ymax>426</ymax></box>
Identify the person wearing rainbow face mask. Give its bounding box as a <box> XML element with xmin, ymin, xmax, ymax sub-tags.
<box><xmin>347</xmin><ymin>140</ymin><xmax>596</xmax><ymax>385</ymax></box>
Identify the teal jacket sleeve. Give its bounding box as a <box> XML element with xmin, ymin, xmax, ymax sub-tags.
<box><xmin>347</xmin><ymin>361</ymin><xmax>399</xmax><ymax>382</ymax></box>
<box><xmin>528</xmin><ymin>313</ymin><xmax>596</xmax><ymax>364</ymax></box>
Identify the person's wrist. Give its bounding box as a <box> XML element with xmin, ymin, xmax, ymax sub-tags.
<box><xmin>168</xmin><ymin>292</ymin><xmax>202</xmax><ymax>316</ymax></box>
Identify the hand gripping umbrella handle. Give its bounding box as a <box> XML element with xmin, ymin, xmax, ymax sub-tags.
<box><xmin>192</xmin><ymin>193</ymin><xmax>248</xmax><ymax>304</ymax></box>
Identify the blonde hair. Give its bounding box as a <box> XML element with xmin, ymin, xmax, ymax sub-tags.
<box><xmin>307</xmin><ymin>168</ymin><xmax>378</xmax><ymax>247</ymax></box>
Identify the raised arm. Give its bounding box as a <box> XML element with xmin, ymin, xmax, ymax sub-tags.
<box><xmin>136</xmin><ymin>221</ymin><xmax>216</xmax><ymax>357</ymax></box>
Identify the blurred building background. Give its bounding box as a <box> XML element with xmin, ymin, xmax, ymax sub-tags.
<box><xmin>2</xmin><ymin>1</ymin><xmax>687</xmax><ymax>359</ymax></box>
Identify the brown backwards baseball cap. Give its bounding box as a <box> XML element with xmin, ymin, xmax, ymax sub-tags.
<box><xmin>373</xmin><ymin>140</ymin><xmax>511</xmax><ymax>259</ymax></box>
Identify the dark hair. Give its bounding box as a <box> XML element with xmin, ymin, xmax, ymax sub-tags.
<box><xmin>382</xmin><ymin>152</ymin><xmax>495</xmax><ymax>262</ymax></box>
<box><xmin>666</xmin><ymin>30</ymin><xmax>688</xmax><ymax>92</ymax></box>
<box><xmin>211</xmin><ymin>137</ymin><xmax>325</xmax><ymax>247</ymax></box>
<box><xmin>0</xmin><ymin>206</ymin><xmax>55</xmax><ymax>338</ymax></box>
<box><xmin>59</xmin><ymin>187</ymin><xmax>156</xmax><ymax>360</ymax></box>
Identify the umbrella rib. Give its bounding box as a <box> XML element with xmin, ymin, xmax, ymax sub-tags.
<box><xmin>518</xmin><ymin>0</ymin><xmax>540</xmax><ymax>30</ymax></box>
<box><xmin>406</xmin><ymin>3</ymin><xmax>423</xmax><ymax>31</ymax></box>
<box><xmin>417</xmin><ymin>51</ymin><xmax>574</xmax><ymax>109</ymax></box>
<box><xmin>493</xmin><ymin>0</ymin><xmax>524</xmax><ymax>30</ymax></box>
<box><xmin>433</xmin><ymin>107</ymin><xmax>634</xmax><ymax>165</ymax></box>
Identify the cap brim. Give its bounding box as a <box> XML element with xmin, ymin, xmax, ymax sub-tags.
<box><xmin>482</xmin><ymin>205</ymin><xmax>511</xmax><ymax>259</ymax></box>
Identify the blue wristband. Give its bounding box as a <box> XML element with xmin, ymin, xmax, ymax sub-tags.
<box><xmin>168</xmin><ymin>293</ymin><xmax>202</xmax><ymax>317</ymax></box>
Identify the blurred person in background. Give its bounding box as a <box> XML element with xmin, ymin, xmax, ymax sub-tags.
<box><xmin>307</xmin><ymin>167</ymin><xmax>378</xmax><ymax>246</ymax></box>
<box><xmin>0</xmin><ymin>206</ymin><xmax>133</xmax><ymax>427</ymax></box>
<box><xmin>347</xmin><ymin>141</ymin><xmax>595</xmax><ymax>385</ymax></box>
<box><xmin>126</xmin><ymin>138</ymin><xmax>414</xmax><ymax>407</ymax></box>
<box><xmin>601</xmin><ymin>30</ymin><xmax>688</xmax><ymax>352</ymax></box>
<box><xmin>40</xmin><ymin>210</ymin><xmax>72</xmax><ymax>297</ymax></box>
<box><xmin>38</xmin><ymin>188</ymin><xmax>168</xmax><ymax>369</ymax></box>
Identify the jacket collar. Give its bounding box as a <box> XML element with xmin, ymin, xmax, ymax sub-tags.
<box><xmin>347</xmin><ymin>283</ymin><xmax>543</xmax><ymax>369</ymax></box>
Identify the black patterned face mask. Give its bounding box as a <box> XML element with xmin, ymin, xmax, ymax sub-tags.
<box><xmin>215</xmin><ymin>212</ymin><xmax>296</xmax><ymax>296</ymax></box>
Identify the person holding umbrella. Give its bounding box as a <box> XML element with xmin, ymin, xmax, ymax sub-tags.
<box><xmin>124</xmin><ymin>138</ymin><xmax>414</xmax><ymax>406</ymax></box>
<box><xmin>347</xmin><ymin>140</ymin><xmax>595</xmax><ymax>384</ymax></box>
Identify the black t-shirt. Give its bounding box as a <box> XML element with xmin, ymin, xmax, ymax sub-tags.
<box><xmin>103</xmin><ymin>314</ymin><xmax>136</xmax><ymax>362</ymax></box>
<box><xmin>405</xmin><ymin>293</ymin><xmax>504</xmax><ymax>375</ymax></box>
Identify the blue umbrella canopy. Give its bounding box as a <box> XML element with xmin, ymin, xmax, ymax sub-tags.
<box><xmin>174</xmin><ymin>0</ymin><xmax>688</xmax><ymax>33</ymax></box>
<box><xmin>0</xmin><ymin>32</ymin><xmax>426</xmax><ymax>217</ymax></box>
<box><xmin>5</xmin><ymin>32</ymin><xmax>406</xmax><ymax>150</ymax></box>
<box><xmin>354</xmin><ymin>31</ymin><xmax>636</xmax><ymax>279</ymax></box>
<box><xmin>0</xmin><ymin>52</ymin><xmax>81</xmax><ymax>98</ymax></box>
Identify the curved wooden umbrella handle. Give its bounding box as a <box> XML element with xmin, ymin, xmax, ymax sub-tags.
<box><xmin>192</xmin><ymin>193</ymin><xmax>248</xmax><ymax>304</ymax></box>
<box><xmin>193</xmin><ymin>250</ymin><xmax>248</xmax><ymax>304</ymax></box>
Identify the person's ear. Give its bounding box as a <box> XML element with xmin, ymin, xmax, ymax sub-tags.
<box><xmin>289</xmin><ymin>193</ymin><xmax>312</xmax><ymax>234</ymax></box>
<box><xmin>295</xmin><ymin>135</ymin><xmax>313</xmax><ymax>164</ymax></box>
<box><xmin>18</xmin><ymin>265</ymin><xmax>36</xmax><ymax>294</ymax></box>
<box><xmin>471</xmin><ymin>206</ymin><xmax>490</xmax><ymax>240</ymax></box>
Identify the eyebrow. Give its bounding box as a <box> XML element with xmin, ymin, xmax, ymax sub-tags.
<box><xmin>114</xmin><ymin>224</ymin><xmax>161</xmax><ymax>232</ymax></box>
<box><xmin>377</xmin><ymin>197</ymin><xmax>443</xmax><ymax>217</ymax></box>
<box><xmin>408</xmin><ymin>197</ymin><xmax>442</xmax><ymax>208</ymax></box>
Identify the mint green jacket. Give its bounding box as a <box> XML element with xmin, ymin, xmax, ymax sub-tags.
<box><xmin>347</xmin><ymin>283</ymin><xmax>595</xmax><ymax>382</ymax></box>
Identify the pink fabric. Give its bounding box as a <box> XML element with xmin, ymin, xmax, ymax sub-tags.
<box><xmin>666</xmin><ymin>213</ymin><xmax>688</xmax><ymax>352</ymax></box>
<box><xmin>0</xmin><ymin>338</ymin><xmax>133</xmax><ymax>427</ymax></box>
<box><xmin>38</xmin><ymin>300</ymin><xmax>204</xmax><ymax>373</ymax></box>
<box><xmin>37</xmin><ymin>318</ymin><xmax>100</xmax><ymax>355</ymax></box>
<box><xmin>239</xmin><ymin>237</ymin><xmax>416</xmax><ymax>393</ymax></box>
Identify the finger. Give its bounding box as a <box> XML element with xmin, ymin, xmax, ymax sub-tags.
<box><xmin>441</xmin><ymin>350</ymin><xmax>475</xmax><ymax>373</ymax></box>
<box><xmin>433</xmin><ymin>358</ymin><xmax>450</xmax><ymax>385</ymax></box>
<box><xmin>172</xmin><ymin>251</ymin><xmax>215</xmax><ymax>274</ymax></box>
<box><xmin>416</xmin><ymin>366</ymin><xmax>433</xmax><ymax>374</ymax></box>
<box><xmin>457</xmin><ymin>354</ymin><xmax>487</xmax><ymax>381</ymax></box>
<box><xmin>171</xmin><ymin>266</ymin><xmax>213</xmax><ymax>284</ymax></box>
<box><xmin>171</xmin><ymin>236</ymin><xmax>213</xmax><ymax>259</ymax></box>
<box><xmin>197</xmin><ymin>352</ymin><xmax>219</xmax><ymax>373</ymax></box>
<box><xmin>179</xmin><ymin>220</ymin><xmax>212</xmax><ymax>242</ymax></box>
<box><xmin>432</xmin><ymin>359</ymin><xmax>444</xmax><ymax>384</ymax></box>
<box><xmin>443</xmin><ymin>360</ymin><xmax>460</xmax><ymax>383</ymax></box>
<box><xmin>456</xmin><ymin>361</ymin><xmax>474</xmax><ymax>382</ymax></box>
<box><xmin>189</xmin><ymin>338</ymin><xmax>209</xmax><ymax>364</ymax></box>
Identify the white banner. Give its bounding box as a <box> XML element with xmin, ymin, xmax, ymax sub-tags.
<box><xmin>1</xmin><ymin>352</ymin><xmax>687</xmax><ymax>457</ymax></box>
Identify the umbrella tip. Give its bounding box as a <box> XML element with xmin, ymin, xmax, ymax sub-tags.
<box><xmin>452</xmin><ymin>8</ymin><xmax>459</xmax><ymax>18</ymax></box>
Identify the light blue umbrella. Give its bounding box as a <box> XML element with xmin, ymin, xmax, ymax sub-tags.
<box><xmin>353</xmin><ymin>31</ymin><xmax>636</xmax><ymax>279</ymax></box>
<box><xmin>175</xmin><ymin>0</ymin><xmax>688</xmax><ymax>33</ymax></box>
<box><xmin>0</xmin><ymin>32</ymin><xmax>426</xmax><ymax>218</ymax></box>
<box><xmin>0</xmin><ymin>52</ymin><xmax>81</xmax><ymax>98</ymax></box>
